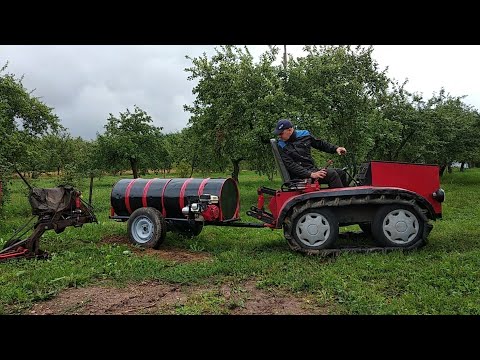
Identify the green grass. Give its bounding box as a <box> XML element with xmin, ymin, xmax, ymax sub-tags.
<box><xmin>0</xmin><ymin>168</ymin><xmax>479</xmax><ymax>314</ymax></box>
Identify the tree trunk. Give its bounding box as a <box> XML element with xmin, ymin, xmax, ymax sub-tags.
<box><xmin>393</xmin><ymin>129</ymin><xmax>415</xmax><ymax>160</ymax></box>
<box><xmin>231</xmin><ymin>159</ymin><xmax>242</xmax><ymax>183</ymax></box>
<box><xmin>189</xmin><ymin>155</ymin><xmax>197</xmax><ymax>178</ymax></box>
<box><xmin>130</xmin><ymin>158</ymin><xmax>139</xmax><ymax>179</ymax></box>
<box><xmin>460</xmin><ymin>162</ymin><xmax>466</xmax><ymax>172</ymax></box>
<box><xmin>88</xmin><ymin>175</ymin><xmax>94</xmax><ymax>206</ymax></box>
<box><xmin>189</xmin><ymin>160</ymin><xmax>195</xmax><ymax>178</ymax></box>
<box><xmin>57</xmin><ymin>166</ymin><xmax>60</xmax><ymax>176</ymax></box>
<box><xmin>439</xmin><ymin>164</ymin><xmax>447</xmax><ymax>177</ymax></box>
<box><xmin>448</xmin><ymin>165</ymin><xmax>452</xmax><ymax>173</ymax></box>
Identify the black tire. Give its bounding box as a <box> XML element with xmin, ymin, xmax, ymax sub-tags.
<box><xmin>359</xmin><ymin>221</ymin><xmax>385</xmax><ymax>246</ymax></box>
<box><xmin>290</xmin><ymin>208</ymin><xmax>339</xmax><ymax>251</ymax></box>
<box><xmin>127</xmin><ymin>207</ymin><xmax>166</xmax><ymax>249</ymax></box>
<box><xmin>55</xmin><ymin>227</ymin><xmax>66</xmax><ymax>234</ymax></box>
<box><xmin>358</xmin><ymin>222</ymin><xmax>372</xmax><ymax>235</ymax></box>
<box><xmin>177</xmin><ymin>222</ymin><xmax>204</xmax><ymax>238</ymax></box>
<box><xmin>371</xmin><ymin>204</ymin><xmax>424</xmax><ymax>248</ymax></box>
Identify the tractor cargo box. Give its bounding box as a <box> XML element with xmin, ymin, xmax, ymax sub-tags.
<box><xmin>356</xmin><ymin>161</ymin><xmax>442</xmax><ymax>215</ymax></box>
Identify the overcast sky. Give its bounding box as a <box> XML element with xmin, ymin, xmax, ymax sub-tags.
<box><xmin>1</xmin><ymin>45</ymin><xmax>479</xmax><ymax>140</ymax></box>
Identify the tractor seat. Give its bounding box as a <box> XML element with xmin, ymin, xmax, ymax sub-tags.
<box><xmin>270</xmin><ymin>139</ymin><xmax>308</xmax><ymax>190</ymax></box>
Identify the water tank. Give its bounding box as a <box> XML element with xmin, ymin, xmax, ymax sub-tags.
<box><xmin>110</xmin><ymin>177</ymin><xmax>239</xmax><ymax>221</ymax></box>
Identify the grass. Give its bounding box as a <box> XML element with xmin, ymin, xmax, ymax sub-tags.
<box><xmin>0</xmin><ymin>168</ymin><xmax>479</xmax><ymax>314</ymax></box>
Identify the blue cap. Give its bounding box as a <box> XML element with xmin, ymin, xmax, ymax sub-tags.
<box><xmin>273</xmin><ymin>119</ymin><xmax>293</xmax><ymax>135</ymax></box>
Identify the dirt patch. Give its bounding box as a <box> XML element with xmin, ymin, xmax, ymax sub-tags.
<box><xmin>223</xmin><ymin>281</ymin><xmax>326</xmax><ymax>315</ymax></box>
<box><xmin>100</xmin><ymin>235</ymin><xmax>129</xmax><ymax>245</ymax></box>
<box><xmin>26</xmin><ymin>280</ymin><xmax>328</xmax><ymax>315</ymax></box>
<box><xmin>28</xmin><ymin>280</ymin><xmax>186</xmax><ymax>315</ymax></box>
<box><xmin>100</xmin><ymin>236</ymin><xmax>212</xmax><ymax>263</ymax></box>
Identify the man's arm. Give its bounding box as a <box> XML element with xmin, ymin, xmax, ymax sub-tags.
<box><xmin>309</xmin><ymin>135</ymin><xmax>338</xmax><ymax>154</ymax></box>
<box><xmin>279</xmin><ymin>147</ymin><xmax>312</xmax><ymax>178</ymax></box>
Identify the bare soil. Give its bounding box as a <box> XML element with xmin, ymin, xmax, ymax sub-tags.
<box><xmin>26</xmin><ymin>280</ymin><xmax>328</xmax><ymax>315</ymax></box>
<box><xmin>100</xmin><ymin>235</ymin><xmax>212</xmax><ymax>263</ymax></box>
<box><xmin>22</xmin><ymin>236</ymin><xmax>328</xmax><ymax>315</ymax></box>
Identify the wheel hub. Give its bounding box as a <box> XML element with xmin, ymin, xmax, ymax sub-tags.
<box><xmin>395</xmin><ymin>221</ymin><xmax>407</xmax><ymax>232</ymax></box>
<box><xmin>295</xmin><ymin>212</ymin><xmax>330</xmax><ymax>247</ymax></box>
<box><xmin>132</xmin><ymin>216</ymin><xmax>154</xmax><ymax>244</ymax></box>
<box><xmin>307</xmin><ymin>224</ymin><xmax>319</xmax><ymax>236</ymax></box>
<box><xmin>383</xmin><ymin>209</ymin><xmax>419</xmax><ymax>244</ymax></box>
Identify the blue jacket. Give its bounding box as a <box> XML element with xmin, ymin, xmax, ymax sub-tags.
<box><xmin>278</xmin><ymin>130</ymin><xmax>338</xmax><ymax>179</ymax></box>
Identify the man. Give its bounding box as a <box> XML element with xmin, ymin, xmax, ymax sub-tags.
<box><xmin>273</xmin><ymin>119</ymin><xmax>347</xmax><ymax>188</ymax></box>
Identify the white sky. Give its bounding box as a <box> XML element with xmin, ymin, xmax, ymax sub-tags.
<box><xmin>1</xmin><ymin>45</ymin><xmax>479</xmax><ymax>139</ymax></box>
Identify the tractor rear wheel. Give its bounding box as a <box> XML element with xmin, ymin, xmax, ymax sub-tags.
<box><xmin>371</xmin><ymin>204</ymin><xmax>424</xmax><ymax>248</ymax></box>
<box><xmin>289</xmin><ymin>208</ymin><xmax>339</xmax><ymax>251</ymax></box>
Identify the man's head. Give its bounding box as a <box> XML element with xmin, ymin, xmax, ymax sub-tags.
<box><xmin>273</xmin><ymin>119</ymin><xmax>294</xmax><ymax>141</ymax></box>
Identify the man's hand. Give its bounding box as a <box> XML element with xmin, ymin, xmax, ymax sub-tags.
<box><xmin>336</xmin><ymin>147</ymin><xmax>347</xmax><ymax>156</ymax></box>
<box><xmin>310</xmin><ymin>169</ymin><xmax>327</xmax><ymax>179</ymax></box>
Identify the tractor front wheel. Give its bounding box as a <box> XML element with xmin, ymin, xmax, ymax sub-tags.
<box><xmin>289</xmin><ymin>208</ymin><xmax>339</xmax><ymax>251</ymax></box>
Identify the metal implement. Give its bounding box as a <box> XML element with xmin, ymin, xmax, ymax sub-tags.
<box><xmin>0</xmin><ymin>185</ymin><xmax>97</xmax><ymax>261</ymax></box>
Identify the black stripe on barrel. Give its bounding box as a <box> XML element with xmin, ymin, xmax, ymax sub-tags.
<box><xmin>126</xmin><ymin>179</ymin><xmax>148</xmax><ymax>214</ymax></box>
<box><xmin>144</xmin><ymin>178</ymin><xmax>171</xmax><ymax>215</ymax></box>
<box><xmin>111</xmin><ymin>179</ymin><xmax>130</xmax><ymax>216</ymax></box>
<box><xmin>184</xmin><ymin>178</ymin><xmax>208</xmax><ymax>208</ymax></box>
<box><xmin>162</xmin><ymin>178</ymin><xmax>193</xmax><ymax>218</ymax></box>
<box><xmin>111</xmin><ymin>178</ymin><xmax>170</xmax><ymax>216</ymax></box>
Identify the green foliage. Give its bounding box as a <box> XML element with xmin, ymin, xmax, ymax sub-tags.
<box><xmin>184</xmin><ymin>46</ymin><xmax>285</xmax><ymax>181</ymax></box>
<box><xmin>58</xmin><ymin>163</ymin><xmax>81</xmax><ymax>187</ymax></box>
<box><xmin>0</xmin><ymin>62</ymin><xmax>61</xmax><ymax>207</ymax></box>
<box><xmin>0</xmin><ymin>64</ymin><xmax>60</xmax><ymax>164</ymax></box>
<box><xmin>424</xmin><ymin>90</ymin><xmax>480</xmax><ymax>170</ymax></box>
<box><xmin>182</xmin><ymin>45</ymin><xmax>480</xmax><ymax>178</ymax></box>
<box><xmin>176</xmin><ymin>159</ymin><xmax>191</xmax><ymax>178</ymax></box>
<box><xmin>145</xmin><ymin>134</ymin><xmax>171</xmax><ymax>175</ymax></box>
<box><xmin>96</xmin><ymin>105</ymin><xmax>165</xmax><ymax>179</ymax></box>
<box><xmin>286</xmin><ymin>45</ymin><xmax>390</xmax><ymax>173</ymax></box>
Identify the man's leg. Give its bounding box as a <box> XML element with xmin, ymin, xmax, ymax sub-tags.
<box><xmin>319</xmin><ymin>168</ymin><xmax>343</xmax><ymax>188</ymax></box>
<box><xmin>333</xmin><ymin>167</ymin><xmax>349</xmax><ymax>187</ymax></box>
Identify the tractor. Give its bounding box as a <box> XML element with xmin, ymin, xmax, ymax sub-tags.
<box><xmin>109</xmin><ymin>139</ymin><xmax>445</xmax><ymax>255</ymax></box>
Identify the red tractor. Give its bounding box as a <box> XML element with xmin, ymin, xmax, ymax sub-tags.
<box><xmin>110</xmin><ymin>139</ymin><xmax>445</xmax><ymax>255</ymax></box>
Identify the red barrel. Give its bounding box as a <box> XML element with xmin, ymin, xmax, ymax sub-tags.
<box><xmin>110</xmin><ymin>177</ymin><xmax>239</xmax><ymax>221</ymax></box>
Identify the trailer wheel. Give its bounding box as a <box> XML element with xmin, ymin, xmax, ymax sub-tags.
<box><xmin>127</xmin><ymin>207</ymin><xmax>166</xmax><ymax>249</ymax></box>
<box><xmin>290</xmin><ymin>208</ymin><xmax>338</xmax><ymax>250</ymax></box>
<box><xmin>372</xmin><ymin>204</ymin><xmax>424</xmax><ymax>248</ymax></box>
<box><xmin>178</xmin><ymin>222</ymin><xmax>204</xmax><ymax>238</ymax></box>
